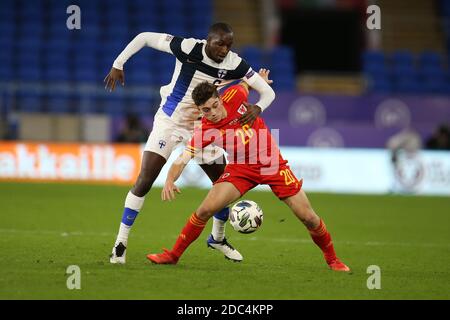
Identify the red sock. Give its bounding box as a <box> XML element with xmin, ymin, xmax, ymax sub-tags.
<box><xmin>308</xmin><ymin>219</ymin><xmax>337</xmax><ymax>264</ymax></box>
<box><xmin>171</xmin><ymin>212</ymin><xmax>207</xmax><ymax>259</ymax></box>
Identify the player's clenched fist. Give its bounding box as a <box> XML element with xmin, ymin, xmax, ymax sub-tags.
<box><xmin>104</xmin><ymin>67</ymin><xmax>125</xmax><ymax>92</ymax></box>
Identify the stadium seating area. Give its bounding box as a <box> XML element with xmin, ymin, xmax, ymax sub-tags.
<box><xmin>240</xmin><ymin>46</ymin><xmax>296</xmax><ymax>91</ymax></box>
<box><xmin>0</xmin><ymin>0</ymin><xmax>448</xmax><ymax>121</ymax></box>
<box><xmin>364</xmin><ymin>0</ymin><xmax>450</xmax><ymax>95</ymax></box>
<box><xmin>0</xmin><ymin>0</ymin><xmax>213</xmax><ymax>115</ymax></box>
<box><xmin>0</xmin><ymin>0</ymin><xmax>297</xmax><ymax>117</ymax></box>
<box><xmin>363</xmin><ymin>50</ymin><xmax>450</xmax><ymax>94</ymax></box>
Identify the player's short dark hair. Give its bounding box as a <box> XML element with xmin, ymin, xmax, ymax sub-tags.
<box><xmin>192</xmin><ymin>82</ymin><xmax>219</xmax><ymax>106</ymax></box>
<box><xmin>208</xmin><ymin>22</ymin><xmax>233</xmax><ymax>36</ymax></box>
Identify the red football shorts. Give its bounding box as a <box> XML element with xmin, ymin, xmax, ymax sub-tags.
<box><xmin>214</xmin><ymin>163</ymin><xmax>302</xmax><ymax>199</ymax></box>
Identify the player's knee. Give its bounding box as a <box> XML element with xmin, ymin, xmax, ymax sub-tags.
<box><xmin>196</xmin><ymin>205</ymin><xmax>215</xmax><ymax>221</ymax></box>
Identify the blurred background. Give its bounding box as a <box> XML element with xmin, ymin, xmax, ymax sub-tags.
<box><xmin>0</xmin><ymin>0</ymin><xmax>449</xmax><ymax>194</ymax></box>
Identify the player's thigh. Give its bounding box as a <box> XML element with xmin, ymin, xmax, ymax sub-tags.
<box><xmin>196</xmin><ymin>182</ymin><xmax>241</xmax><ymax>220</ymax></box>
<box><xmin>144</xmin><ymin>110</ymin><xmax>178</xmax><ymax>160</ymax></box>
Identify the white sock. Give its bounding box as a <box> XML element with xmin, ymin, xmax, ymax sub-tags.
<box><xmin>211</xmin><ymin>217</ymin><xmax>226</xmax><ymax>242</ymax></box>
<box><xmin>116</xmin><ymin>223</ymin><xmax>131</xmax><ymax>246</ymax></box>
<box><xmin>115</xmin><ymin>191</ymin><xmax>145</xmax><ymax>246</ymax></box>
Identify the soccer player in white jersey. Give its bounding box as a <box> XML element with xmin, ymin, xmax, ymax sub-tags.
<box><xmin>104</xmin><ymin>23</ymin><xmax>275</xmax><ymax>264</ymax></box>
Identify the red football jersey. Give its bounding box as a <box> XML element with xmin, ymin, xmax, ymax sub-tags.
<box><xmin>186</xmin><ymin>85</ymin><xmax>285</xmax><ymax>167</ymax></box>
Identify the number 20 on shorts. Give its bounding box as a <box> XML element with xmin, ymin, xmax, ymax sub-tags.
<box><xmin>280</xmin><ymin>168</ymin><xmax>296</xmax><ymax>185</ymax></box>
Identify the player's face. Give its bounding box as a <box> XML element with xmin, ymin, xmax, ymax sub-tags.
<box><xmin>205</xmin><ymin>31</ymin><xmax>234</xmax><ymax>63</ymax></box>
<box><xmin>199</xmin><ymin>97</ymin><xmax>226</xmax><ymax>123</ymax></box>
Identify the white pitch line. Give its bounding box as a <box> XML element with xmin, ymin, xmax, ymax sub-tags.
<box><xmin>0</xmin><ymin>228</ymin><xmax>449</xmax><ymax>249</ymax></box>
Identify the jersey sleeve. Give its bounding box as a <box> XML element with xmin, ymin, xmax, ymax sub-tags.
<box><xmin>113</xmin><ymin>32</ymin><xmax>173</xmax><ymax>70</ymax></box>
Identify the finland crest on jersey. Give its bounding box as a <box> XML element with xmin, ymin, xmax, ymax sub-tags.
<box><xmin>218</xmin><ymin>69</ymin><xmax>227</xmax><ymax>79</ymax></box>
<box><xmin>158</xmin><ymin>36</ymin><xmax>251</xmax><ymax>128</ymax></box>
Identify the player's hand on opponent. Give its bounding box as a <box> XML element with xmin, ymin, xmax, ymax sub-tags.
<box><xmin>239</xmin><ymin>102</ymin><xmax>262</xmax><ymax>127</ymax></box>
<box><xmin>258</xmin><ymin>68</ymin><xmax>273</xmax><ymax>85</ymax></box>
<box><xmin>161</xmin><ymin>181</ymin><xmax>181</xmax><ymax>201</ymax></box>
<box><xmin>239</xmin><ymin>68</ymin><xmax>272</xmax><ymax>127</ymax></box>
<box><xmin>104</xmin><ymin>67</ymin><xmax>125</xmax><ymax>92</ymax></box>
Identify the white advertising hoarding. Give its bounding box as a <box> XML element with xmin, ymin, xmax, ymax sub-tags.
<box><xmin>156</xmin><ymin>146</ymin><xmax>450</xmax><ymax>196</ymax></box>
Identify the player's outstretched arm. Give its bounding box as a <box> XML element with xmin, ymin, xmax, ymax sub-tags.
<box><xmin>104</xmin><ymin>32</ymin><xmax>173</xmax><ymax>91</ymax></box>
<box><xmin>161</xmin><ymin>151</ymin><xmax>193</xmax><ymax>201</ymax></box>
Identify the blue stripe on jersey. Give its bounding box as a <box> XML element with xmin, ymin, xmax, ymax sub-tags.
<box><xmin>162</xmin><ymin>63</ymin><xmax>196</xmax><ymax>116</ymax></box>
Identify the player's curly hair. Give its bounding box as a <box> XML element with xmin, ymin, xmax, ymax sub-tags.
<box><xmin>192</xmin><ymin>82</ymin><xmax>219</xmax><ymax>106</ymax></box>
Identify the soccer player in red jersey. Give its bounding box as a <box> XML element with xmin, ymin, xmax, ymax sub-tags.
<box><xmin>147</xmin><ymin>70</ymin><xmax>350</xmax><ymax>272</ymax></box>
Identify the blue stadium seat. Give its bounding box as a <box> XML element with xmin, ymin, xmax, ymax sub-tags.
<box><xmin>16</xmin><ymin>92</ymin><xmax>43</xmax><ymax>112</ymax></box>
<box><xmin>362</xmin><ymin>50</ymin><xmax>385</xmax><ymax>65</ymax></box>
<box><xmin>43</xmin><ymin>38</ymin><xmax>71</xmax><ymax>52</ymax></box>
<box><xmin>0</xmin><ymin>21</ymin><xmax>15</xmax><ymax>39</ymax></box>
<box><xmin>16</xmin><ymin>37</ymin><xmax>42</xmax><ymax>52</ymax></box>
<box><xmin>370</xmin><ymin>75</ymin><xmax>393</xmax><ymax>93</ymax></box>
<box><xmin>419</xmin><ymin>51</ymin><xmax>442</xmax><ymax>67</ymax></box>
<box><xmin>391</xmin><ymin>50</ymin><xmax>414</xmax><ymax>68</ymax></box>
<box><xmin>43</xmin><ymin>64</ymin><xmax>69</xmax><ymax>82</ymax></box>
<box><xmin>99</xmin><ymin>96</ymin><xmax>127</xmax><ymax>116</ymax></box>
<box><xmin>0</xmin><ymin>64</ymin><xmax>13</xmax><ymax>81</ymax></box>
<box><xmin>241</xmin><ymin>46</ymin><xmax>264</xmax><ymax>70</ymax></box>
<box><xmin>74</xmin><ymin>68</ymin><xmax>98</xmax><ymax>83</ymax></box>
<box><xmin>161</xmin><ymin>0</ymin><xmax>184</xmax><ymax>10</ymax></box>
<box><xmin>422</xmin><ymin>77</ymin><xmax>446</xmax><ymax>94</ymax></box>
<box><xmin>126</xmin><ymin>69</ymin><xmax>155</xmax><ymax>86</ymax></box>
<box><xmin>270</xmin><ymin>46</ymin><xmax>294</xmax><ymax>61</ymax></box>
<box><xmin>105</xmin><ymin>10</ymin><xmax>129</xmax><ymax>25</ymax></box>
<box><xmin>272</xmin><ymin>74</ymin><xmax>296</xmax><ymax>90</ymax></box>
<box><xmin>131</xmin><ymin>0</ymin><xmax>159</xmax><ymax>9</ymax></box>
<box><xmin>17</xmin><ymin>66</ymin><xmax>41</xmax><ymax>82</ymax></box>
<box><xmin>17</xmin><ymin>51</ymin><xmax>41</xmax><ymax>67</ymax></box>
<box><xmin>158</xmin><ymin>54</ymin><xmax>175</xmax><ymax>71</ymax></box>
<box><xmin>46</xmin><ymin>94</ymin><xmax>73</xmax><ymax>113</ymax></box>
<box><xmin>420</xmin><ymin>65</ymin><xmax>446</xmax><ymax>78</ymax></box>
<box><xmin>128</xmin><ymin>96</ymin><xmax>154</xmax><ymax>116</ymax></box>
<box><xmin>17</xmin><ymin>23</ymin><xmax>44</xmax><ymax>38</ymax></box>
<box><xmin>43</xmin><ymin>51</ymin><xmax>69</xmax><ymax>66</ymax></box>
<box><xmin>394</xmin><ymin>74</ymin><xmax>422</xmax><ymax>93</ymax></box>
<box><xmin>391</xmin><ymin>63</ymin><xmax>416</xmax><ymax>77</ymax></box>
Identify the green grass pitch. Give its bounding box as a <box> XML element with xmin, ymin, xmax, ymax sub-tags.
<box><xmin>0</xmin><ymin>182</ymin><xmax>449</xmax><ymax>299</ymax></box>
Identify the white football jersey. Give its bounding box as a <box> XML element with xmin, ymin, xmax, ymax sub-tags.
<box><xmin>156</xmin><ymin>35</ymin><xmax>256</xmax><ymax>129</ymax></box>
